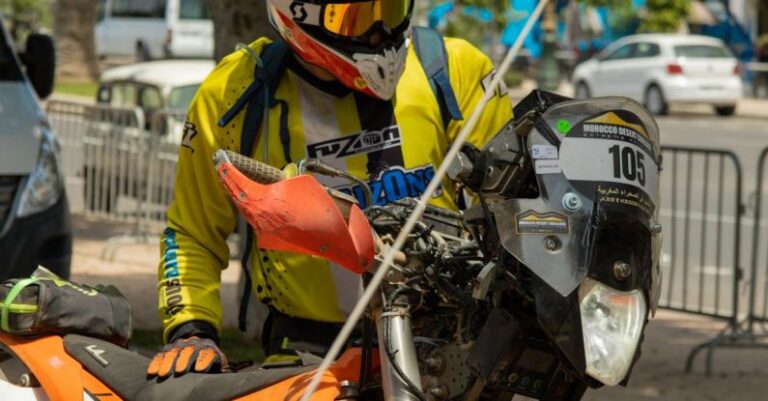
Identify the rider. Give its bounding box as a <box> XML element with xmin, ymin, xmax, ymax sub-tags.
<box><xmin>148</xmin><ymin>0</ymin><xmax>513</xmax><ymax>379</ymax></box>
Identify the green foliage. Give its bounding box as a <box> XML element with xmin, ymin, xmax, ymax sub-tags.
<box><xmin>54</xmin><ymin>81</ymin><xmax>100</xmax><ymax>98</ymax></box>
<box><xmin>758</xmin><ymin>34</ymin><xmax>768</xmax><ymax>48</ymax></box>
<box><xmin>638</xmin><ymin>0</ymin><xmax>691</xmax><ymax>33</ymax></box>
<box><xmin>443</xmin><ymin>12</ymin><xmax>489</xmax><ymax>51</ymax></box>
<box><xmin>0</xmin><ymin>0</ymin><xmax>52</xmax><ymax>42</ymax></box>
<box><xmin>603</xmin><ymin>0</ymin><xmax>635</xmax><ymax>32</ymax></box>
<box><xmin>455</xmin><ymin>0</ymin><xmax>509</xmax><ymax>28</ymax></box>
<box><xmin>0</xmin><ymin>0</ymin><xmax>51</xmax><ymax>26</ymax></box>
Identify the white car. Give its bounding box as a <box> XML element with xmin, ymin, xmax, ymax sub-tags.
<box><xmin>0</xmin><ymin>22</ymin><xmax>72</xmax><ymax>279</ymax></box>
<box><xmin>95</xmin><ymin>0</ymin><xmax>214</xmax><ymax>61</ymax></box>
<box><xmin>572</xmin><ymin>34</ymin><xmax>743</xmax><ymax>116</ymax></box>
<box><xmin>97</xmin><ymin>59</ymin><xmax>215</xmax><ymax>142</ymax></box>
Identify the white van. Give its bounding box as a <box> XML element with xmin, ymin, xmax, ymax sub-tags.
<box><xmin>0</xmin><ymin>21</ymin><xmax>72</xmax><ymax>280</ymax></box>
<box><xmin>95</xmin><ymin>0</ymin><xmax>214</xmax><ymax>61</ymax></box>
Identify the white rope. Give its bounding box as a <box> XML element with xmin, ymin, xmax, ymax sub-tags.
<box><xmin>298</xmin><ymin>1</ymin><xmax>551</xmax><ymax>400</ymax></box>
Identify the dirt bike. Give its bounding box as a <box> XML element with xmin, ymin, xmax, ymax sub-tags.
<box><xmin>0</xmin><ymin>91</ymin><xmax>663</xmax><ymax>401</ymax></box>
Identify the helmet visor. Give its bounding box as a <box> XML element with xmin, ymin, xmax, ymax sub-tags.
<box><xmin>322</xmin><ymin>0</ymin><xmax>412</xmax><ymax>37</ymax></box>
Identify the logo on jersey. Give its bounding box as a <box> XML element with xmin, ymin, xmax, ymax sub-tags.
<box><xmin>181</xmin><ymin>120</ymin><xmax>197</xmax><ymax>152</ymax></box>
<box><xmin>162</xmin><ymin>228</ymin><xmax>184</xmax><ymax>316</ymax></box>
<box><xmin>481</xmin><ymin>70</ymin><xmax>509</xmax><ymax>98</ymax></box>
<box><xmin>307</xmin><ymin>126</ymin><xmax>401</xmax><ymax>159</ymax></box>
<box><xmin>338</xmin><ymin>165</ymin><xmax>442</xmax><ymax>209</ymax></box>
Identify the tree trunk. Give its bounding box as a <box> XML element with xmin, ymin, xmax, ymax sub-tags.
<box><xmin>209</xmin><ymin>0</ymin><xmax>275</xmax><ymax>62</ymax></box>
<box><xmin>53</xmin><ymin>0</ymin><xmax>99</xmax><ymax>82</ymax></box>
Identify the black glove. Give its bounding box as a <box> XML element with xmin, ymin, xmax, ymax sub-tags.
<box><xmin>147</xmin><ymin>322</ymin><xmax>228</xmax><ymax>379</ymax></box>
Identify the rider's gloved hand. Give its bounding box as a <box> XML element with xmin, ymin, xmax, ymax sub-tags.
<box><xmin>147</xmin><ymin>322</ymin><xmax>228</xmax><ymax>379</ymax></box>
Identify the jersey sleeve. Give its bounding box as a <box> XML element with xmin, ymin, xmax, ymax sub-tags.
<box><xmin>157</xmin><ymin>63</ymin><xmax>241</xmax><ymax>343</ymax></box>
<box><xmin>444</xmin><ymin>38</ymin><xmax>514</xmax><ymax>149</ymax></box>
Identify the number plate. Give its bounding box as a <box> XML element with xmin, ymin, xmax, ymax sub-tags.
<box><xmin>559</xmin><ymin>138</ymin><xmax>659</xmax><ymax>201</ymax></box>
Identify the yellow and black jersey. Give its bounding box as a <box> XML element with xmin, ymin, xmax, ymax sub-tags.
<box><xmin>158</xmin><ymin>36</ymin><xmax>513</xmax><ymax>341</ymax></box>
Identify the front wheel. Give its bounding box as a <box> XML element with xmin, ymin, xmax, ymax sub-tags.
<box><xmin>644</xmin><ymin>85</ymin><xmax>668</xmax><ymax>116</ymax></box>
<box><xmin>714</xmin><ymin>105</ymin><xmax>736</xmax><ymax>117</ymax></box>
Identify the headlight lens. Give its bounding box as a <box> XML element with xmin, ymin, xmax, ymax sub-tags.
<box><xmin>579</xmin><ymin>278</ymin><xmax>647</xmax><ymax>386</ymax></box>
<box><xmin>17</xmin><ymin>138</ymin><xmax>62</xmax><ymax>217</ymax></box>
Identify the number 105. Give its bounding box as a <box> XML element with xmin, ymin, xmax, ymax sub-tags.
<box><xmin>609</xmin><ymin>145</ymin><xmax>646</xmax><ymax>186</ymax></box>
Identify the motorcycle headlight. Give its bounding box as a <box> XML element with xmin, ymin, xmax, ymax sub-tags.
<box><xmin>17</xmin><ymin>137</ymin><xmax>62</xmax><ymax>217</ymax></box>
<box><xmin>579</xmin><ymin>278</ymin><xmax>646</xmax><ymax>386</ymax></box>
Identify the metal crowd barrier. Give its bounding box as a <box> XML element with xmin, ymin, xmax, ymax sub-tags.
<box><xmin>650</xmin><ymin>147</ymin><xmax>747</xmax><ymax>376</ymax></box>
<box><xmin>46</xmin><ymin>101</ymin><xmax>185</xmax><ymax>259</ymax></box>
<box><xmin>688</xmin><ymin>147</ymin><xmax>768</xmax><ymax>374</ymax></box>
<box><xmin>657</xmin><ymin>147</ymin><xmax>743</xmax><ymax>323</ymax></box>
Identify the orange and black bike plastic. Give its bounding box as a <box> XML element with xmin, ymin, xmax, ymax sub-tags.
<box><xmin>0</xmin><ymin>327</ymin><xmax>378</xmax><ymax>400</ymax></box>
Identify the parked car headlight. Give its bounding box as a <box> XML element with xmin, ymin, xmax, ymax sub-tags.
<box><xmin>17</xmin><ymin>137</ymin><xmax>62</xmax><ymax>217</ymax></box>
<box><xmin>579</xmin><ymin>278</ymin><xmax>646</xmax><ymax>386</ymax></box>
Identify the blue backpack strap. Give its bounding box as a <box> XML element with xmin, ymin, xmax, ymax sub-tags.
<box><xmin>218</xmin><ymin>40</ymin><xmax>292</xmax><ymax>160</ymax></box>
<box><xmin>217</xmin><ymin>40</ymin><xmax>292</xmax><ymax>332</ymax></box>
<box><xmin>412</xmin><ymin>26</ymin><xmax>463</xmax><ymax>130</ymax></box>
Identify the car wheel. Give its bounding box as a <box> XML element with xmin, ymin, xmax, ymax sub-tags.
<box><xmin>135</xmin><ymin>41</ymin><xmax>151</xmax><ymax>62</ymax></box>
<box><xmin>645</xmin><ymin>85</ymin><xmax>668</xmax><ymax>116</ymax></box>
<box><xmin>575</xmin><ymin>81</ymin><xmax>591</xmax><ymax>100</ymax></box>
<box><xmin>714</xmin><ymin>105</ymin><xmax>736</xmax><ymax>117</ymax></box>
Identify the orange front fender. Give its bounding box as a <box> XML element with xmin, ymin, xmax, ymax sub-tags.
<box><xmin>217</xmin><ymin>161</ymin><xmax>375</xmax><ymax>274</ymax></box>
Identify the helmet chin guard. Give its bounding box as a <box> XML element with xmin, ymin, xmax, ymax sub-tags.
<box><xmin>352</xmin><ymin>42</ymin><xmax>408</xmax><ymax>99</ymax></box>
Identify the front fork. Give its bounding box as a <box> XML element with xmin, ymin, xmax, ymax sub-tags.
<box><xmin>374</xmin><ymin>300</ymin><xmax>423</xmax><ymax>401</ymax></box>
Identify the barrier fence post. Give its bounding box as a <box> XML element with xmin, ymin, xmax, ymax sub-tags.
<box><xmin>651</xmin><ymin>147</ymin><xmax>744</xmax><ymax>375</ymax></box>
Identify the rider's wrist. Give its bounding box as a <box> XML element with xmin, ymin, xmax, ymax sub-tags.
<box><xmin>169</xmin><ymin>320</ymin><xmax>220</xmax><ymax>344</ymax></box>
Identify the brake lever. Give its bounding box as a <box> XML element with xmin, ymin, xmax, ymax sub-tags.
<box><xmin>299</xmin><ymin>159</ymin><xmax>374</xmax><ymax>208</ymax></box>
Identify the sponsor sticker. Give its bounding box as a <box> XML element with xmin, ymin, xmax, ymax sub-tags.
<box><xmin>556</xmin><ymin>119</ymin><xmax>572</xmax><ymax>135</ymax></box>
<box><xmin>516</xmin><ymin>211</ymin><xmax>570</xmax><ymax>235</ymax></box>
<box><xmin>534</xmin><ymin>159</ymin><xmax>562</xmax><ymax>175</ymax></box>
<box><xmin>531</xmin><ymin>144</ymin><xmax>559</xmax><ymax>160</ymax></box>
<box><xmin>596</xmin><ymin>184</ymin><xmax>655</xmax><ymax>217</ymax></box>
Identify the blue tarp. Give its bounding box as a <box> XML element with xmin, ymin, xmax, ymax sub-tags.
<box><xmin>501</xmin><ymin>0</ymin><xmax>543</xmax><ymax>58</ymax></box>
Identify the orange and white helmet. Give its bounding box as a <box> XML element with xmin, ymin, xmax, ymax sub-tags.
<box><xmin>267</xmin><ymin>0</ymin><xmax>413</xmax><ymax>100</ymax></box>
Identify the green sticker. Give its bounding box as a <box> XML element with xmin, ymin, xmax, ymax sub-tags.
<box><xmin>556</xmin><ymin>119</ymin><xmax>572</xmax><ymax>135</ymax></box>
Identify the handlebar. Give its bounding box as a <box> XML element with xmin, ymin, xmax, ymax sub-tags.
<box><xmin>215</xmin><ymin>150</ymin><xmax>285</xmax><ymax>184</ymax></box>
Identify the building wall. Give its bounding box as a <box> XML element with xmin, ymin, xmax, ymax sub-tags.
<box><xmin>730</xmin><ymin>0</ymin><xmax>766</xmax><ymax>38</ymax></box>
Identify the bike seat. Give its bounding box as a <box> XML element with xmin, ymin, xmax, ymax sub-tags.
<box><xmin>63</xmin><ymin>334</ymin><xmax>317</xmax><ymax>401</ymax></box>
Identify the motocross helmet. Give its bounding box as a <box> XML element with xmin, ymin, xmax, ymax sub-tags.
<box><xmin>266</xmin><ymin>0</ymin><xmax>413</xmax><ymax>100</ymax></box>
<box><xmin>486</xmin><ymin>94</ymin><xmax>663</xmax><ymax>387</ymax></box>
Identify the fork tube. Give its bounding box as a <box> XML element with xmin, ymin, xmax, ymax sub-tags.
<box><xmin>375</xmin><ymin>303</ymin><xmax>422</xmax><ymax>401</ymax></box>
